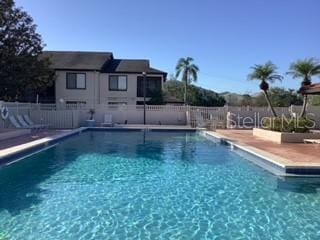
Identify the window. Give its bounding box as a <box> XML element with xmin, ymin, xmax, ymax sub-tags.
<box><xmin>66</xmin><ymin>101</ymin><xmax>86</xmax><ymax>105</ymax></box>
<box><xmin>137</xmin><ymin>76</ymin><xmax>162</xmax><ymax>97</ymax></box>
<box><xmin>108</xmin><ymin>102</ymin><xmax>127</xmax><ymax>105</ymax></box>
<box><xmin>66</xmin><ymin>73</ymin><xmax>86</xmax><ymax>89</ymax></box>
<box><xmin>109</xmin><ymin>75</ymin><xmax>127</xmax><ymax>91</ymax></box>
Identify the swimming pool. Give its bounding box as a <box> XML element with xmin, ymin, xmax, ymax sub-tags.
<box><xmin>1</xmin><ymin>130</ymin><xmax>320</xmax><ymax>239</ymax></box>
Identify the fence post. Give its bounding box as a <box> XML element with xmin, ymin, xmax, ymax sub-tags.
<box><xmin>71</xmin><ymin>110</ymin><xmax>74</xmax><ymax>128</ymax></box>
<box><xmin>16</xmin><ymin>101</ymin><xmax>18</xmax><ymax>116</ymax></box>
<box><xmin>226</xmin><ymin>111</ymin><xmax>232</xmax><ymax>129</ymax></box>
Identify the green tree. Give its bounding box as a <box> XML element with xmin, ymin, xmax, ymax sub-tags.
<box><xmin>248</xmin><ymin>61</ymin><xmax>283</xmax><ymax>117</ymax></box>
<box><xmin>0</xmin><ymin>0</ymin><xmax>55</xmax><ymax>101</ymax></box>
<box><xmin>287</xmin><ymin>58</ymin><xmax>320</xmax><ymax>117</ymax></box>
<box><xmin>147</xmin><ymin>89</ymin><xmax>165</xmax><ymax>105</ymax></box>
<box><xmin>253</xmin><ymin>93</ymin><xmax>269</xmax><ymax>107</ymax></box>
<box><xmin>164</xmin><ymin>80</ymin><xmax>225</xmax><ymax>106</ymax></box>
<box><xmin>175</xmin><ymin>57</ymin><xmax>199</xmax><ymax>104</ymax></box>
<box><xmin>310</xmin><ymin>95</ymin><xmax>320</xmax><ymax>106</ymax></box>
<box><xmin>269</xmin><ymin>88</ymin><xmax>302</xmax><ymax>107</ymax></box>
<box><xmin>241</xmin><ymin>94</ymin><xmax>253</xmax><ymax>106</ymax></box>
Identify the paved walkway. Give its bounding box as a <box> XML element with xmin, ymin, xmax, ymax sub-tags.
<box><xmin>0</xmin><ymin>130</ymin><xmax>68</xmax><ymax>150</ymax></box>
<box><xmin>214</xmin><ymin>129</ymin><xmax>320</xmax><ymax>165</ymax></box>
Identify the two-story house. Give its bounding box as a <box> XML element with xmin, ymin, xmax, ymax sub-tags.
<box><xmin>42</xmin><ymin>51</ymin><xmax>167</xmax><ymax>105</ymax></box>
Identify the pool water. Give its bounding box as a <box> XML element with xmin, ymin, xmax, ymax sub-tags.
<box><xmin>1</xmin><ymin>131</ymin><xmax>320</xmax><ymax>240</ymax></box>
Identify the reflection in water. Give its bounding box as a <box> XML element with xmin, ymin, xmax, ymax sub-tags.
<box><xmin>277</xmin><ymin>177</ymin><xmax>320</xmax><ymax>194</ymax></box>
<box><xmin>0</xmin><ymin>146</ymin><xmax>80</xmax><ymax>215</ymax></box>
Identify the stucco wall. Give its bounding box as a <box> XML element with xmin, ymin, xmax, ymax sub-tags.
<box><xmin>99</xmin><ymin>73</ymin><xmax>164</xmax><ymax>105</ymax></box>
<box><xmin>55</xmin><ymin>70</ymin><xmax>99</xmax><ymax>105</ymax></box>
<box><xmin>55</xmin><ymin>71</ymin><xmax>164</xmax><ymax>105</ymax></box>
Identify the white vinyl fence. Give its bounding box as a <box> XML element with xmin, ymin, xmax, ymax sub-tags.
<box><xmin>1</xmin><ymin>101</ymin><xmax>320</xmax><ymax>129</ymax></box>
<box><xmin>226</xmin><ymin>106</ymin><xmax>291</xmax><ymax>128</ymax></box>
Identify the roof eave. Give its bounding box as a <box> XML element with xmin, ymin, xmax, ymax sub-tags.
<box><xmin>53</xmin><ymin>68</ymin><xmax>101</xmax><ymax>72</ymax></box>
<box><xmin>300</xmin><ymin>83</ymin><xmax>320</xmax><ymax>95</ymax></box>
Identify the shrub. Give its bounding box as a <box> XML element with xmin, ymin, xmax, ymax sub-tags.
<box><xmin>262</xmin><ymin>117</ymin><xmax>314</xmax><ymax>133</ymax></box>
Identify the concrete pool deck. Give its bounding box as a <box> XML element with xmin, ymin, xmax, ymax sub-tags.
<box><xmin>206</xmin><ymin>129</ymin><xmax>320</xmax><ymax>175</ymax></box>
<box><xmin>0</xmin><ymin>130</ymin><xmax>70</xmax><ymax>150</ymax></box>
<box><xmin>0</xmin><ymin>129</ymin><xmax>83</xmax><ymax>165</ymax></box>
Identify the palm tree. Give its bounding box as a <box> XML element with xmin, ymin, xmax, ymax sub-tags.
<box><xmin>287</xmin><ymin>58</ymin><xmax>320</xmax><ymax>117</ymax></box>
<box><xmin>175</xmin><ymin>57</ymin><xmax>199</xmax><ymax>104</ymax></box>
<box><xmin>248</xmin><ymin>61</ymin><xmax>283</xmax><ymax>117</ymax></box>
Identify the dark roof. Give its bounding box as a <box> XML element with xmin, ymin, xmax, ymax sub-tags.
<box><xmin>41</xmin><ymin>51</ymin><xmax>167</xmax><ymax>76</ymax></box>
<box><xmin>148</xmin><ymin>67</ymin><xmax>168</xmax><ymax>75</ymax></box>
<box><xmin>102</xmin><ymin>59</ymin><xmax>167</xmax><ymax>75</ymax></box>
<box><xmin>300</xmin><ymin>83</ymin><xmax>320</xmax><ymax>95</ymax></box>
<box><xmin>41</xmin><ymin>51</ymin><xmax>113</xmax><ymax>70</ymax></box>
<box><xmin>102</xmin><ymin>59</ymin><xmax>149</xmax><ymax>73</ymax></box>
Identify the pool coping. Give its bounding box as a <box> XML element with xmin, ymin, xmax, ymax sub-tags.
<box><xmin>0</xmin><ymin>128</ymin><xmax>86</xmax><ymax>166</ymax></box>
<box><xmin>203</xmin><ymin>131</ymin><xmax>320</xmax><ymax>177</ymax></box>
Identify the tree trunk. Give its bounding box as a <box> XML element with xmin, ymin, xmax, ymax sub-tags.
<box><xmin>263</xmin><ymin>90</ymin><xmax>277</xmax><ymax>117</ymax></box>
<box><xmin>184</xmin><ymin>71</ymin><xmax>189</xmax><ymax>105</ymax></box>
<box><xmin>300</xmin><ymin>94</ymin><xmax>308</xmax><ymax>117</ymax></box>
<box><xmin>184</xmin><ymin>80</ymin><xmax>187</xmax><ymax>105</ymax></box>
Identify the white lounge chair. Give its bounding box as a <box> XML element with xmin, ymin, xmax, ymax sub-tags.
<box><xmin>196</xmin><ymin>112</ymin><xmax>206</xmax><ymax>128</ymax></box>
<box><xmin>23</xmin><ymin>114</ymin><xmax>49</xmax><ymax>128</ymax></box>
<box><xmin>304</xmin><ymin>139</ymin><xmax>320</xmax><ymax>144</ymax></box>
<box><xmin>101</xmin><ymin>114</ymin><xmax>114</xmax><ymax>127</ymax></box>
<box><xmin>16</xmin><ymin>115</ymin><xmax>41</xmax><ymax>129</ymax></box>
<box><xmin>9</xmin><ymin>115</ymin><xmax>34</xmax><ymax>129</ymax></box>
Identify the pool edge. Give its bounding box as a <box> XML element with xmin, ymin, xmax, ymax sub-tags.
<box><xmin>0</xmin><ymin>127</ymin><xmax>87</xmax><ymax>166</ymax></box>
<box><xmin>2</xmin><ymin>127</ymin><xmax>319</xmax><ymax>177</ymax></box>
<box><xmin>202</xmin><ymin>131</ymin><xmax>320</xmax><ymax>177</ymax></box>
<box><xmin>0</xmin><ymin>127</ymin><xmax>196</xmax><ymax>166</ymax></box>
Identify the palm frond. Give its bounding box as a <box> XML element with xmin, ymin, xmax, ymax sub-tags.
<box><xmin>189</xmin><ymin>68</ymin><xmax>198</xmax><ymax>82</ymax></box>
<box><xmin>311</xmin><ymin>64</ymin><xmax>320</xmax><ymax>75</ymax></box>
<box><xmin>287</xmin><ymin>58</ymin><xmax>320</xmax><ymax>81</ymax></box>
<box><xmin>269</xmin><ymin>74</ymin><xmax>283</xmax><ymax>82</ymax></box>
<box><xmin>248</xmin><ymin>61</ymin><xmax>281</xmax><ymax>83</ymax></box>
<box><xmin>175</xmin><ymin>68</ymin><xmax>182</xmax><ymax>78</ymax></box>
<box><xmin>175</xmin><ymin>57</ymin><xmax>199</xmax><ymax>84</ymax></box>
<box><xmin>186</xmin><ymin>57</ymin><xmax>194</xmax><ymax>62</ymax></box>
<box><xmin>191</xmin><ymin>63</ymin><xmax>199</xmax><ymax>72</ymax></box>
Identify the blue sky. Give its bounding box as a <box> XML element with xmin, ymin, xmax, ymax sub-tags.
<box><xmin>16</xmin><ymin>0</ymin><xmax>320</xmax><ymax>94</ymax></box>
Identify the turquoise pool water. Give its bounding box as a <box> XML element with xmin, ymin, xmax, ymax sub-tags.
<box><xmin>1</xmin><ymin>131</ymin><xmax>320</xmax><ymax>239</ymax></box>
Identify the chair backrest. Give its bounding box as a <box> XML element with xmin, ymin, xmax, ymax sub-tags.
<box><xmin>23</xmin><ymin>115</ymin><xmax>34</xmax><ymax>125</ymax></box>
<box><xmin>104</xmin><ymin>114</ymin><xmax>112</xmax><ymax>123</ymax></box>
<box><xmin>17</xmin><ymin>115</ymin><xmax>30</xmax><ymax>127</ymax></box>
<box><xmin>9</xmin><ymin>116</ymin><xmax>22</xmax><ymax>128</ymax></box>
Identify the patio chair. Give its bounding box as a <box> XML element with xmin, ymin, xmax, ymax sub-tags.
<box><xmin>16</xmin><ymin>115</ymin><xmax>41</xmax><ymax>129</ymax></box>
<box><xmin>304</xmin><ymin>139</ymin><xmax>320</xmax><ymax>144</ymax></box>
<box><xmin>195</xmin><ymin>112</ymin><xmax>206</xmax><ymax>128</ymax></box>
<box><xmin>101</xmin><ymin>114</ymin><xmax>114</xmax><ymax>127</ymax></box>
<box><xmin>23</xmin><ymin>114</ymin><xmax>50</xmax><ymax>128</ymax></box>
<box><xmin>9</xmin><ymin>115</ymin><xmax>35</xmax><ymax>129</ymax></box>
